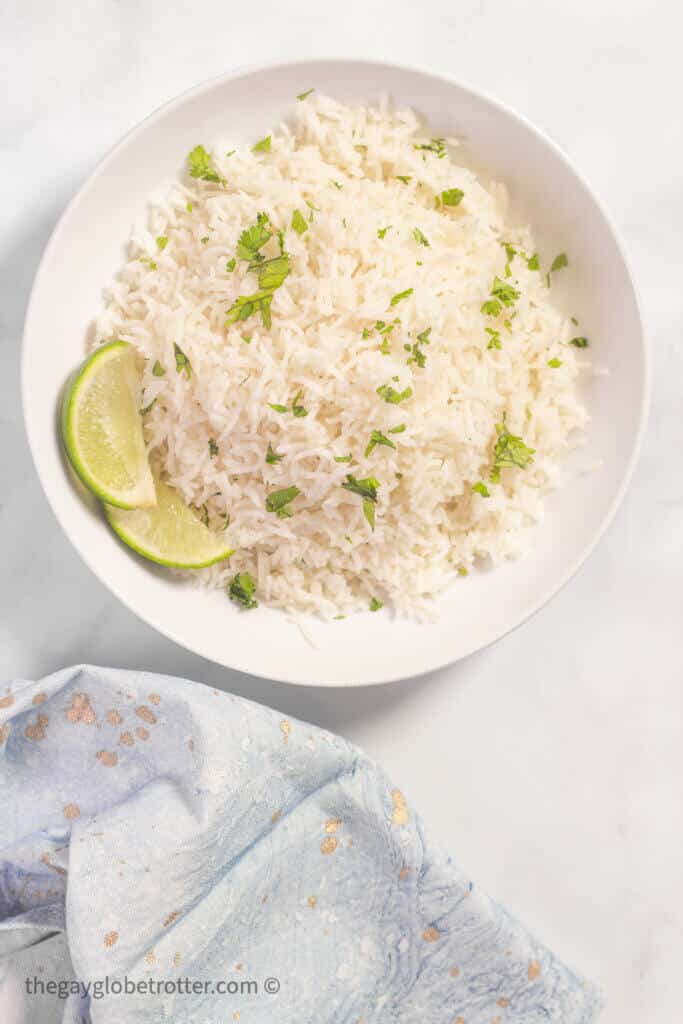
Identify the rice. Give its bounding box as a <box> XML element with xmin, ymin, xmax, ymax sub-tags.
<box><xmin>94</xmin><ymin>94</ymin><xmax>589</xmax><ymax>620</ymax></box>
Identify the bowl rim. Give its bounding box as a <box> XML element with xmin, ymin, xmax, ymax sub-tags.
<box><xmin>21</xmin><ymin>56</ymin><xmax>650</xmax><ymax>687</ymax></box>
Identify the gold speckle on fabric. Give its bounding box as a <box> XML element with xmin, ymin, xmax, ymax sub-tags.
<box><xmin>41</xmin><ymin>853</ymin><xmax>67</xmax><ymax>877</ymax></box>
<box><xmin>280</xmin><ymin>720</ymin><xmax>291</xmax><ymax>743</ymax></box>
<box><xmin>172</xmin><ymin>952</ymin><xmax>181</xmax><ymax>967</ymax></box>
<box><xmin>271</xmin><ymin>809</ymin><xmax>282</xmax><ymax>824</ymax></box>
<box><xmin>25</xmin><ymin>713</ymin><xmax>49</xmax><ymax>741</ymax></box>
<box><xmin>96</xmin><ymin>750</ymin><xmax>118</xmax><ymax>767</ymax></box>
<box><xmin>450</xmin><ymin>966</ymin><xmax>460</xmax><ymax>977</ymax></box>
<box><xmin>325</xmin><ymin>818</ymin><xmax>341</xmax><ymax>835</ymax></box>
<box><xmin>454</xmin><ymin>1018</ymin><xmax>465</xmax><ymax>1024</ymax></box>
<box><xmin>119</xmin><ymin>732</ymin><xmax>134</xmax><ymax>747</ymax></box>
<box><xmin>0</xmin><ymin>724</ymin><xmax>8</xmax><ymax>745</ymax></box>
<box><xmin>497</xmin><ymin>997</ymin><xmax>510</xmax><ymax>1007</ymax></box>
<box><xmin>235</xmin><ymin>963</ymin><xmax>243</xmax><ymax>971</ymax></box>
<box><xmin>163</xmin><ymin>911</ymin><xmax>179</xmax><ymax>928</ymax></box>
<box><xmin>399</xmin><ymin>866</ymin><xmax>410</xmax><ymax>881</ymax></box>
<box><xmin>391</xmin><ymin>789</ymin><xmax>409</xmax><ymax>825</ymax></box>
<box><xmin>136</xmin><ymin>727</ymin><xmax>150</xmax><ymax>741</ymax></box>
<box><xmin>233</xmin><ymin>1013</ymin><xmax>240</xmax><ymax>1022</ymax></box>
<box><xmin>308</xmin><ymin>896</ymin><xmax>317</xmax><ymax>909</ymax></box>
<box><xmin>104</xmin><ymin>931</ymin><xmax>119</xmax><ymax>948</ymax></box>
<box><xmin>66</xmin><ymin>693</ymin><xmax>97</xmax><ymax>725</ymax></box>
<box><xmin>106</xmin><ymin>709</ymin><xmax>123</xmax><ymax>726</ymax></box>
<box><xmin>0</xmin><ymin>694</ymin><xmax>14</xmax><ymax>709</ymax></box>
<box><xmin>321</xmin><ymin>837</ymin><xmax>338</xmax><ymax>855</ymax></box>
<box><xmin>145</xmin><ymin>951</ymin><xmax>155</xmax><ymax>965</ymax></box>
<box><xmin>149</xmin><ymin>694</ymin><xmax>161</xmax><ymax>705</ymax></box>
<box><xmin>136</xmin><ymin>706</ymin><xmax>157</xmax><ymax>725</ymax></box>
<box><xmin>422</xmin><ymin>926</ymin><xmax>440</xmax><ymax>943</ymax></box>
<box><xmin>528</xmin><ymin>960</ymin><xmax>541</xmax><ymax>981</ymax></box>
<box><xmin>32</xmin><ymin>693</ymin><xmax>48</xmax><ymax>705</ymax></box>
<box><xmin>63</xmin><ymin>804</ymin><xmax>80</xmax><ymax>820</ymax></box>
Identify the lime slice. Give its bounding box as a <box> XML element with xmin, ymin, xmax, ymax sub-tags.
<box><xmin>61</xmin><ymin>340</ymin><xmax>156</xmax><ymax>509</ymax></box>
<box><xmin>105</xmin><ymin>479</ymin><xmax>233</xmax><ymax>568</ymax></box>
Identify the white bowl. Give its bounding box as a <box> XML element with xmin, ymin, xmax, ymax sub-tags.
<box><xmin>22</xmin><ymin>59</ymin><xmax>648</xmax><ymax>687</ymax></box>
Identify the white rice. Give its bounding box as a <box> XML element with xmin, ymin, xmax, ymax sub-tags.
<box><xmin>94</xmin><ymin>94</ymin><xmax>589</xmax><ymax>620</ymax></box>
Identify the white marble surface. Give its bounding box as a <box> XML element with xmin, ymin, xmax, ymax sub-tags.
<box><xmin>1</xmin><ymin>1</ymin><xmax>682</xmax><ymax>1021</ymax></box>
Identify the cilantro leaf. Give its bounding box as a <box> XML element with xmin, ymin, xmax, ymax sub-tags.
<box><xmin>486</xmin><ymin>327</ymin><xmax>502</xmax><ymax>350</ymax></box>
<box><xmin>252</xmin><ymin>254</ymin><xmax>290</xmax><ymax>290</ymax></box>
<box><xmin>390</xmin><ymin>287</ymin><xmax>413</xmax><ymax>307</ymax></box>
<box><xmin>369</xmin><ymin>598</ymin><xmax>383</xmax><ymax>611</ymax></box>
<box><xmin>265</xmin><ymin>485</ymin><xmax>301</xmax><ymax>518</ymax></box>
<box><xmin>526</xmin><ymin>253</ymin><xmax>540</xmax><ymax>270</ymax></box>
<box><xmin>569</xmin><ymin>336</ymin><xmax>589</xmax><ymax>348</ymax></box>
<box><xmin>441</xmin><ymin>188</ymin><xmax>464</xmax><ymax>207</ymax></box>
<box><xmin>472</xmin><ymin>481</ymin><xmax>490</xmax><ymax>497</ymax></box>
<box><xmin>266</xmin><ymin>442</ymin><xmax>284</xmax><ymax>464</ymax></box>
<box><xmin>365</xmin><ymin>430</ymin><xmax>396</xmax><ymax>457</ymax></box>
<box><xmin>268</xmin><ymin>403</ymin><xmax>289</xmax><ymax>413</ymax></box>
<box><xmin>140</xmin><ymin>398</ymin><xmax>156</xmax><ymax>415</ymax></box>
<box><xmin>152</xmin><ymin>360</ymin><xmax>165</xmax><ymax>377</ymax></box>
<box><xmin>414</xmin><ymin>138</ymin><xmax>446</xmax><ymax>158</ymax></box>
<box><xmin>156</xmin><ymin>236</ymin><xmax>168</xmax><ymax>250</ymax></box>
<box><xmin>226</xmin><ymin>290</ymin><xmax>274</xmax><ymax>329</ymax></box>
<box><xmin>388</xmin><ymin>423</ymin><xmax>406</xmax><ymax>434</ymax></box>
<box><xmin>334</xmin><ymin>455</ymin><xmax>352</xmax><ymax>463</ymax></box>
<box><xmin>291</xmin><ymin>209</ymin><xmax>308</xmax><ymax>235</ymax></box>
<box><xmin>342</xmin><ymin>474</ymin><xmax>380</xmax><ymax>531</ymax></box>
<box><xmin>229</xmin><ymin>572</ymin><xmax>258</xmax><ymax>610</ymax></box>
<box><xmin>413</xmin><ymin>228</ymin><xmax>430</xmax><ymax>247</ymax></box>
<box><xmin>377</xmin><ymin>383</ymin><xmax>412</xmax><ymax>404</ymax></box>
<box><xmin>291</xmin><ymin>389</ymin><xmax>308</xmax><ymax>418</ymax></box>
<box><xmin>236</xmin><ymin>213</ymin><xmax>272</xmax><ymax>262</ymax></box>
<box><xmin>396</xmin><ymin>175</ymin><xmax>412</xmax><ymax>184</ymax></box>
<box><xmin>188</xmin><ymin>145</ymin><xmax>224</xmax><ymax>184</ymax></box>
<box><xmin>253</xmin><ymin>136</ymin><xmax>271</xmax><ymax>153</ymax></box>
<box><xmin>548</xmin><ymin>358</ymin><xmax>562</xmax><ymax>367</ymax></box>
<box><xmin>481</xmin><ymin>299</ymin><xmax>502</xmax><ymax>317</ymax></box>
<box><xmin>550</xmin><ymin>252</ymin><xmax>568</xmax><ymax>273</ymax></box>
<box><xmin>377</xmin><ymin>226</ymin><xmax>392</xmax><ymax>239</ymax></box>
<box><xmin>491</xmin><ymin>276</ymin><xmax>520</xmax><ymax>307</ymax></box>
<box><xmin>209</xmin><ymin>438</ymin><xmax>219</xmax><ymax>457</ymax></box>
<box><xmin>297</xmin><ymin>88</ymin><xmax>315</xmax><ymax>101</ymax></box>
<box><xmin>490</xmin><ymin>420</ymin><xmax>535</xmax><ymax>482</ymax></box>
<box><xmin>173</xmin><ymin>343</ymin><xmax>192</xmax><ymax>378</ymax></box>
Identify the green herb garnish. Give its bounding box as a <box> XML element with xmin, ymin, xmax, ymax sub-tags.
<box><xmin>490</xmin><ymin>419</ymin><xmax>535</xmax><ymax>483</ymax></box>
<box><xmin>236</xmin><ymin>212</ymin><xmax>272</xmax><ymax>262</ymax></box>
<box><xmin>486</xmin><ymin>327</ymin><xmax>502</xmax><ymax>350</ymax></box>
<box><xmin>292</xmin><ymin>389</ymin><xmax>308</xmax><ymax>418</ymax></box>
<box><xmin>377</xmin><ymin>383</ymin><xmax>412</xmax><ymax>405</ymax></box>
<box><xmin>546</xmin><ymin>252</ymin><xmax>568</xmax><ymax>286</ymax></box>
<box><xmin>342</xmin><ymin>474</ymin><xmax>380</xmax><ymax>531</ymax></box>
<box><xmin>188</xmin><ymin>145</ymin><xmax>224</xmax><ymax>184</ymax></box>
<box><xmin>414</xmin><ymin>138</ymin><xmax>446</xmax><ymax>158</ymax></box>
<box><xmin>390</xmin><ymin>288</ymin><xmax>413</xmax><ymax>307</ymax></box>
<box><xmin>268</xmin><ymin>403</ymin><xmax>289</xmax><ymax>413</ymax></box>
<box><xmin>229</xmin><ymin>572</ymin><xmax>258</xmax><ymax>610</ymax></box>
<box><xmin>569</xmin><ymin>336</ymin><xmax>589</xmax><ymax>348</ymax></box>
<box><xmin>441</xmin><ymin>188</ymin><xmax>464</xmax><ymax>207</ymax></box>
<box><xmin>527</xmin><ymin>253</ymin><xmax>539</xmax><ymax>271</ymax></box>
<box><xmin>156</xmin><ymin>236</ymin><xmax>168</xmax><ymax>251</ymax></box>
<box><xmin>173</xmin><ymin>343</ymin><xmax>192</xmax><ymax>378</ymax></box>
<box><xmin>152</xmin><ymin>360</ymin><xmax>165</xmax><ymax>377</ymax></box>
<box><xmin>200</xmin><ymin>236</ymin><xmax>209</xmax><ymax>244</ymax></box>
<box><xmin>252</xmin><ymin>136</ymin><xmax>271</xmax><ymax>153</ymax></box>
<box><xmin>491</xmin><ymin>276</ymin><xmax>520</xmax><ymax>307</ymax></box>
<box><xmin>377</xmin><ymin>226</ymin><xmax>392</xmax><ymax>239</ymax></box>
<box><xmin>388</xmin><ymin>424</ymin><xmax>406</xmax><ymax>434</ymax></box>
<box><xmin>297</xmin><ymin>88</ymin><xmax>315</xmax><ymax>101</ymax></box>
<box><xmin>365</xmin><ymin>430</ymin><xmax>396</xmax><ymax>457</ymax></box>
<box><xmin>209</xmin><ymin>438</ymin><xmax>219</xmax><ymax>457</ymax></box>
<box><xmin>396</xmin><ymin>175</ymin><xmax>412</xmax><ymax>184</ymax></box>
<box><xmin>140</xmin><ymin>398</ymin><xmax>156</xmax><ymax>415</ymax></box>
<box><xmin>369</xmin><ymin>598</ymin><xmax>383</xmax><ymax>612</ymax></box>
<box><xmin>334</xmin><ymin>455</ymin><xmax>352</xmax><ymax>463</ymax></box>
<box><xmin>266</xmin><ymin>442</ymin><xmax>284</xmax><ymax>464</ymax></box>
<box><xmin>548</xmin><ymin>358</ymin><xmax>562</xmax><ymax>368</ymax></box>
<box><xmin>226</xmin><ymin>258</ymin><xmax>236</xmax><ymax>272</ymax></box>
<box><xmin>265</xmin><ymin>485</ymin><xmax>301</xmax><ymax>518</ymax></box>
<box><xmin>413</xmin><ymin>228</ymin><xmax>430</xmax><ymax>247</ymax></box>
<box><xmin>472</xmin><ymin>481</ymin><xmax>490</xmax><ymax>497</ymax></box>
<box><xmin>291</xmin><ymin>209</ymin><xmax>308</xmax><ymax>235</ymax></box>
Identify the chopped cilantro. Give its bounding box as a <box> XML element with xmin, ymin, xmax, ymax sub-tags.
<box><xmin>229</xmin><ymin>572</ymin><xmax>258</xmax><ymax>610</ymax></box>
<box><xmin>140</xmin><ymin>398</ymin><xmax>156</xmax><ymax>415</ymax></box>
<box><xmin>414</xmin><ymin>138</ymin><xmax>446</xmax><ymax>158</ymax></box>
<box><xmin>226</xmin><ymin>258</ymin><xmax>236</xmax><ymax>272</ymax></box>
<box><xmin>486</xmin><ymin>327</ymin><xmax>502</xmax><ymax>350</ymax></box>
<box><xmin>548</xmin><ymin>358</ymin><xmax>562</xmax><ymax>368</ymax></box>
<box><xmin>396</xmin><ymin>175</ymin><xmax>412</xmax><ymax>184</ymax></box>
<box><xmin>252</xmin><ymin>254</ymin><xmax>290</xmax><ymax>290</ymax></box>
<box><xmin>388</xmin><ymin>423</ymin><xmax>406</xmax><ymax>434</ymax></box>
<box><xmin>378</xmin><ymin>226</ymin><xmax>392</xmax><ymax>239</ymax></box>
<box><xmin>265</xmin><ymin>485</ymin><xmax>301</xmax><ymax>518</ymax></box>
<box><xmin>140</xmin><ymin>256</ymin><xmax>157</xmax><ymax>270</ymax></box>
<box><xmin>236</xmin><ymin>213</ymin><xmax>272</xmax><ymax>262</ymax></box>
<box><xmin>569</xmin><ymin>336</ymin><xmax>589</xmax><ymax>348</ymax></box>
<box><xmin>491</xmin><ymin>276</ymin><xmax>520</xmax><ymax>307</ymax></box>
<box><xmin>334</xmin><ymin>455</ymin><xmax>352</xmax><ymax>463</ymax></box>
<box><xmin>268</xmin><ymin>403</ymin><xmax>289</xmax><ymax>414</ymax></box>
<box><xmin>188</xmin><ymin>145</ymin><xmax>224</xmax><ymax>184</ymax></box>
<box><xmin>266</xmin><ymin>442</ymin><xmax>284</xmax><ymax>464</ymax></box>
<box><xmin>442</xmin><ymin>188</ymin><xmax>464</xmax><ymax>207</ymax></box>
<box><xmin>369</xmin><ymin>597</ymin><xmax>383</xmax><ymax>611</ymax></box>
<box><xmin>297</xmin><ymin>88</ymin><xmax>315</xmax><ymax>101</ymax></box>
<box><xmin>526</xmin><ymin>253</ymin><xmax>540</xmax><ymax>271</ymax></box>
<box><xmin>362</xmin><ymin>327</ymin><xmax>372</xmax><ymax>340</ymax></box>
<box><xmin>571</xmin><ymin>316</ymin><xmax>579</xmax><ymax>326</ymax></box>
<box><xmin>413</xmin><ymin>228</ymin><xmax>430</xmax><ymax>247</ymax></box>
<box><xmin>226</xmin><ymin>290</ymin><xmax>275</xmax><ymax>330</ymax></box>
<box><xmin>365</xmin><ymin>430</ymin><xmax>396</xmax><ymax>457</ymax></box>
<box><xmin>252</xmin><ymin>136</ymin><xmax>271</xmax><ymax>153</ymax></box>
<box><xmin>186</xmin><ymin>202</ymin><xmax>193</xmax><ymax>212</ymax></box>
<box><xmin>331</xmin><ymin>179</ymin><xmax>343</xmax><ymax>190</ymax></box>
<box><xmin>390</xmin><ymin>287</ymin><xmax>413</xmax><ymax>307</ymax></box>
<box><xmin>152</xmin><ymin>360</ymin><xmax>165</xmax><ymax>377</ymax></box>
<box><xmin>291</xmin><ymin>209</ymin><xmax>308</xmax><ymax>235</ymax></box>
<box><xmin>173</xmin><ymin>343</ymin><xmax>192</xmax><ymax>378</ymax></box>
<box><xmin>546</xmin><ymin>252</ymin><xmax>568</xmax><ymax>286</ymax></box>
<box><xmin>342</xmin><ymin>474</ymin><xmax>380</xmax><ymax>531</ymax></box>
<box><xmin>291</xmin><ymin>390</ymin><xmax>308</xmax><ymax>418</ymax></box>
<box><xmin>490</xmin><ymin>419</ymin><xmax>535</xmax><ymax>482</ymax></box>
<box><xmin>242</xmin><ymin>334</ymin><xmax>252</xmax><ymax>344</ymax></box>
<box><xmin>472</xmin><ymin>481</ymin><xmax>490</xmax><ymax>497</ymax></box>
<box><xmin>377</xmin><ymin>383</ymin><xmax>412</xmax><ymax>404</ymax></box>
<box><xmin>156</xmin><ymin>236</ymin><xmax>168</xmax><ymax>251</ymax></box>
<box><xmin>481</xmin><ymin>299</ymin><xmax>502</xmax><ymax>317</ymax></box>
<box><xmin>457</xmin><ymin>566</ymin><xmax>468</xmax><ymax>576</ymax></box>
<box><xmin>209</xmin><ymin>438</ymin><xmax>219</xmax><ymax>457</ymax></box>
<box><xmin>200</xmin><ymin>236</ymin><xmax>209</xmax><ymax>244</ymax></box>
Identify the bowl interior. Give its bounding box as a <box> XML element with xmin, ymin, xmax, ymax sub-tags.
<box><xmin>22</xmin><ymin>59</ymin><xmax>647</xmax><ymax>686</ymax></box>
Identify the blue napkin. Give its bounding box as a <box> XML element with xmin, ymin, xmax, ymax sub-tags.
<box><xmin>0</xmin><ymin>666</ymin><xmax>601</xmax><ymax>1023</ymax></box>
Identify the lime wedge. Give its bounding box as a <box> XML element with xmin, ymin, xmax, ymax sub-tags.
<box><xmin>61</xmin><ymin>340</ymin><xmax>156</xmax><ymax>509</ymax></box>
<box><xmin>105</xmin><ymin>479</ymin><xmax>233</xmax><ymax>568</ymax></box>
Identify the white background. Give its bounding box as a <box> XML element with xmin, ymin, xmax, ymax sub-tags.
<box><xmin>2</xmin><ymin>1</ymin><xmax>682</xmax><ymax>1021</ymax></box>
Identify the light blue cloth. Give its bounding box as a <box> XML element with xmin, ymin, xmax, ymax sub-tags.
<box><xmin>0</xmin><ymin>666</ymin><xmax>601</xmax><ymax>1023</ymax></box>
